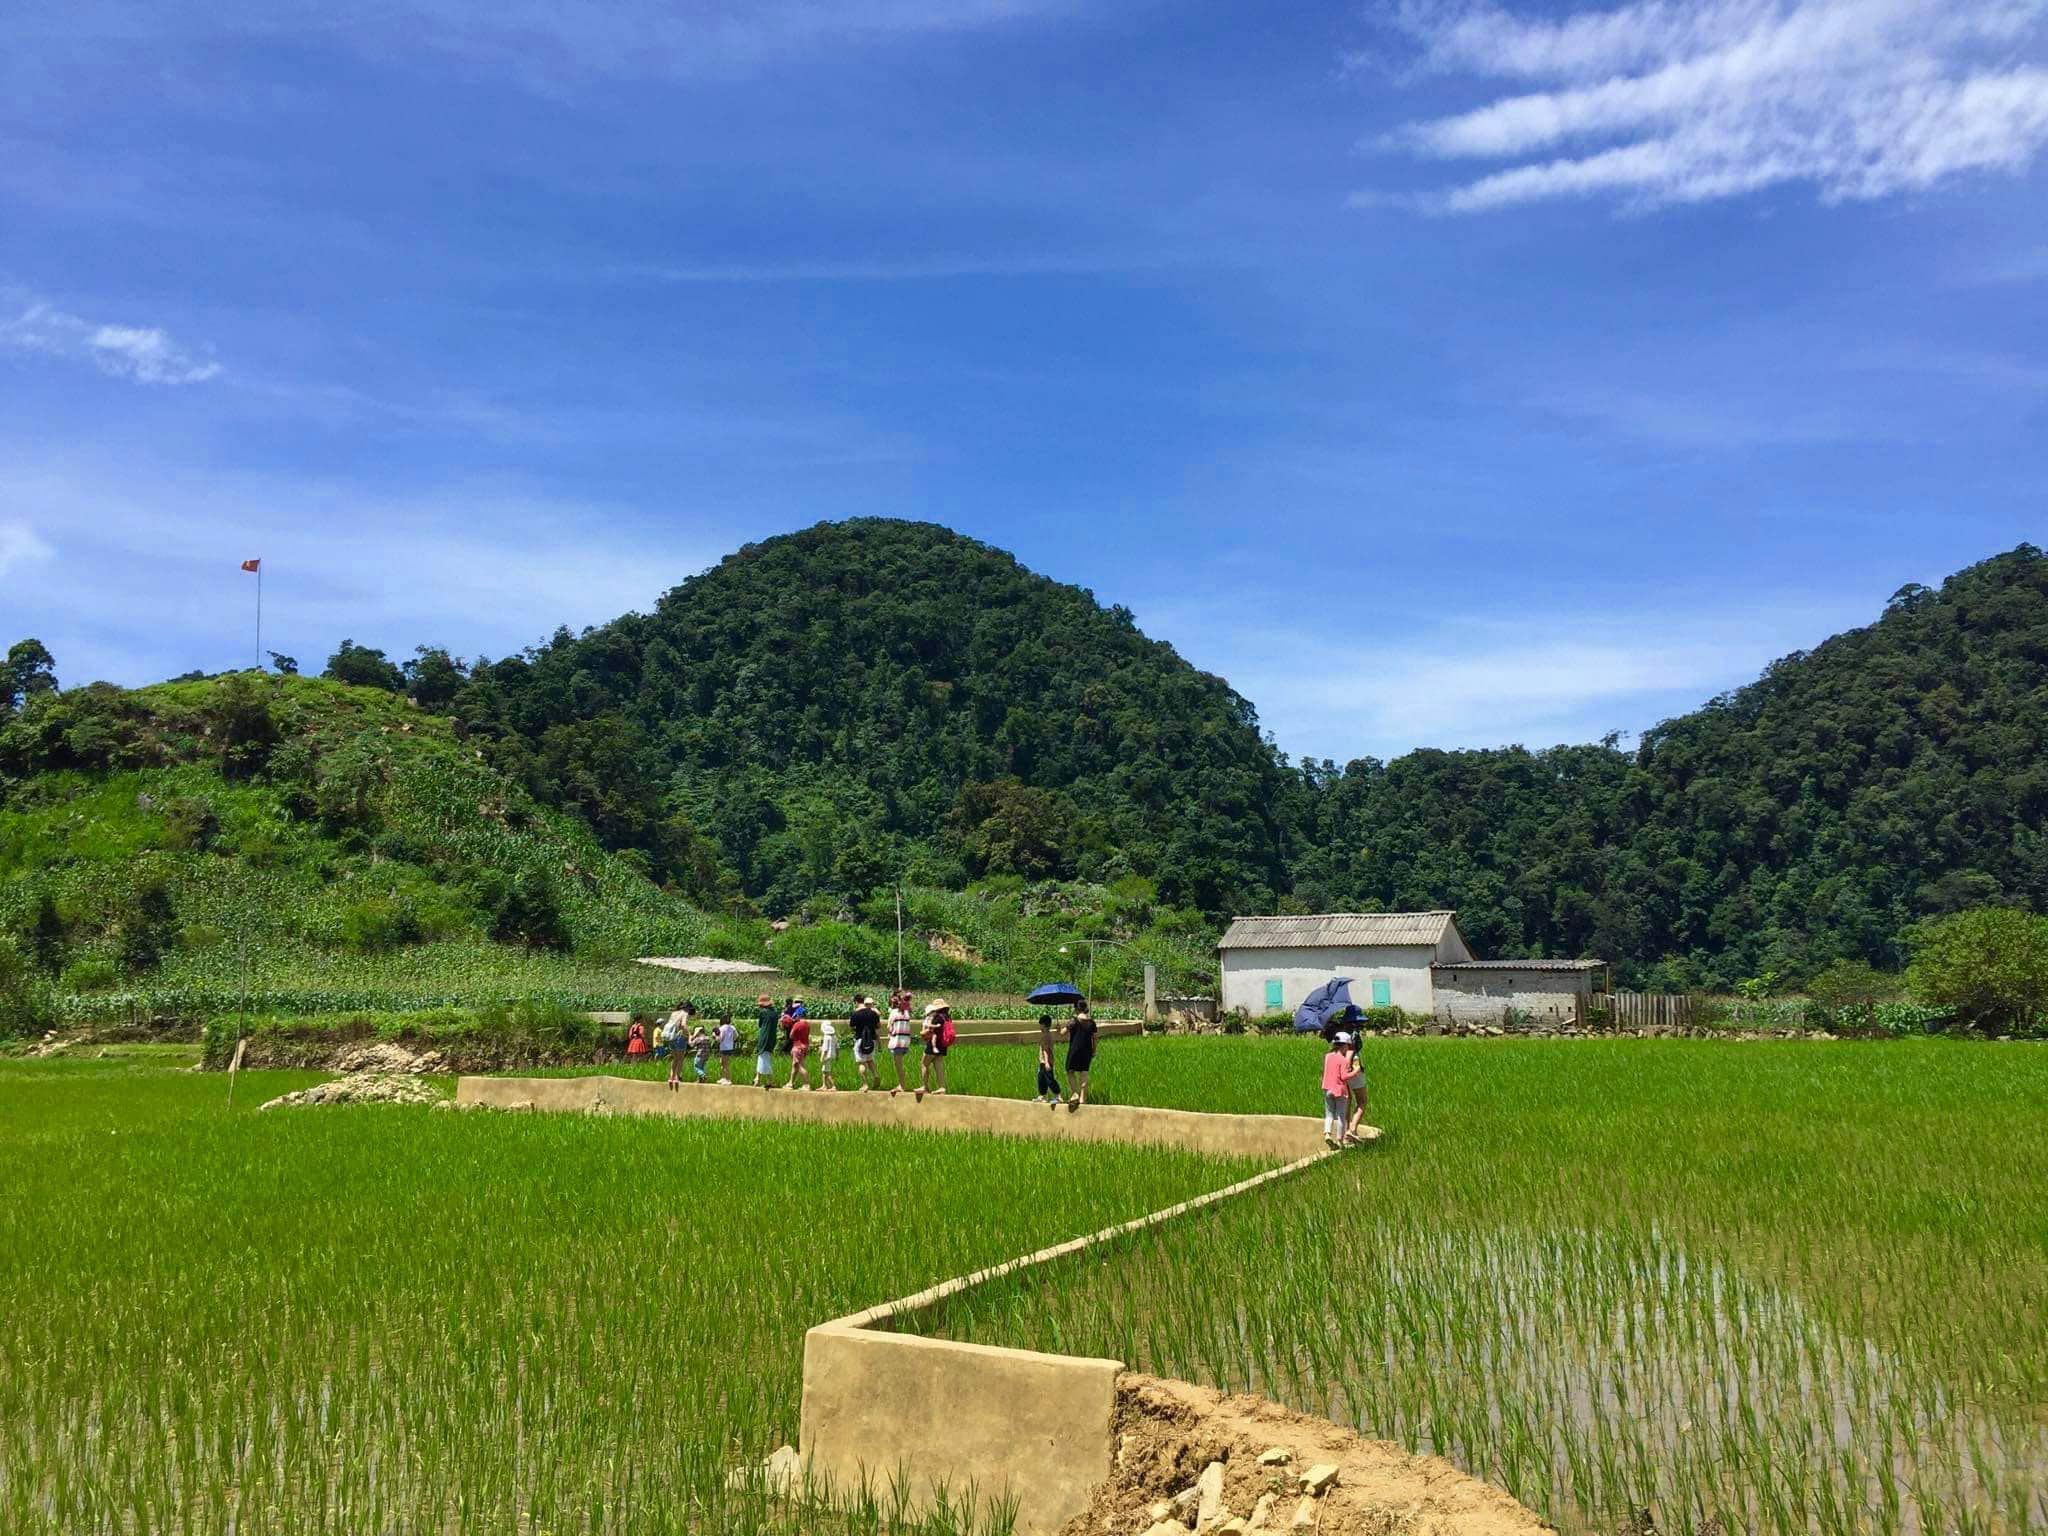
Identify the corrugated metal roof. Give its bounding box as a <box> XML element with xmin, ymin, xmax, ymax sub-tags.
<box><xmin>1433</xmin><ymin>958</ymin><xmax>1604</xmax><ymax>972</ymax></box>
<box><xmin>1218</xmin><ymin>912</ymin><xmax>1457</xmax><ymax>950</ymax></box>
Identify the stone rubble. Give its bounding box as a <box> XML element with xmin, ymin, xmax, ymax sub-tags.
<box><xmin>258</xmin><ymin>1074</ymin><xmax>441</xmax><ymax>1111</ymax></box>
<box><xmin>330</xmin><ymin>1040</ymin><xmax>450</xmax><ymax>1075</ymax></box>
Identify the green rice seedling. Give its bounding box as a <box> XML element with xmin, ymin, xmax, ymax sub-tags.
<box><xmin>907</xmin><ymin>1035</ymin><xmax>2048</xmax><ymax>1536</ymax></box>
<box><xmin>0</xmin><ymin>1058</ymin><xmax>1258</xmax><ymax>1535</ymax></box>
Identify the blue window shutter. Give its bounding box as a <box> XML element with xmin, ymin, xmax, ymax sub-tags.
<box><xmin>1371</xmin><ymin>978</ymin><xmax>1392</xmax><ymax>1008</ymax></box>
<box><xmin>1265</xmin><ymin>979</ymin><xmax>1284</xmax><ymax>1010</ymax></box>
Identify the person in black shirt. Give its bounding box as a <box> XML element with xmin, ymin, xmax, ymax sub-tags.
<box><xmin>754</xmin><ymin>995</ymin><xmax>779</xmax><ymax>1089</ymax></box>
<box><xmin>1064</xmin><ymin>1005</ymin><xmax>1099</xmax><ymax>1111</ymax></box>
<box><xmin>848</xmin><ymin>995</ymin><xmax>883</xmax><ymax>1091</ymax></box>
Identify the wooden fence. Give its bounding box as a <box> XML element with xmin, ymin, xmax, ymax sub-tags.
<box><xmin>1591</xmin><ymin>991</ymin><xmax>1698</xmax><ymax>1029</ymax></box>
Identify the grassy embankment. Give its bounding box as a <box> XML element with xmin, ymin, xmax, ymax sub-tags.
<box><xmin>0</xmin><ymin>1053</ymin><xmax>1256</xmax><ymax>1536</ymax></box>
<box><xmin>0</xmin><ymin>674</ymin><xmax>711</xmax><ymax>1026</ymax></box>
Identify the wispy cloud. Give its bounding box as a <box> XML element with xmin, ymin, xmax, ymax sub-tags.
<box><xmin>0</xmin><ymin>451</ymin><xmax>721</xmax><ymax>683</ymax></box>
<box><xmin>1135</xmin><ymin>587</ymin><xmax>1866</xmax><ymax>759</ymax></box>
<box><xmin>0</xmin><ymin>296</ymin><xmax>222</xmax><ymax>384</ymax></box>
<box><xmin>1358</xmin><ymin>0</ymin><xmax>2048</xmax><ymax>212</ymax></box>
<box><xmin>0</xmin><ymin>521</ymin><xmax>54</xmax><ymax>578</ymax></box>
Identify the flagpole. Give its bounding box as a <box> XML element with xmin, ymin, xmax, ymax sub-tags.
<box><xmin>255</xmin><ymin>565</ymin><xmax>263</xmax><ymax>671</ymax></box>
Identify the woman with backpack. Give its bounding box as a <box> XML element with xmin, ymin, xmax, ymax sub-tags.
<box><xmin>916</xmin><ymin>999</ymin><xmax>953</xmax><ymax>1101</ymax></box>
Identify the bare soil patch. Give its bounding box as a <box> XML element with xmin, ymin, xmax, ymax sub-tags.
<box><xmin>1078</xmin><ymin>1374</ymin><xmax>1551</xmax><ymax>1536</ymax></box>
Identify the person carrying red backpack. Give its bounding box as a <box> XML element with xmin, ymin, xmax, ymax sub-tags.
<box><xmin>916</xmin><ymin>999</ymin><xmax>954</xmax><ymax>1100</ymax></box>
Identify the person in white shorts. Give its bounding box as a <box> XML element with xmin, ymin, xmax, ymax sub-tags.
<box><xmin>818</xmin><ymin>1014</ymin><xmax>839</xmax><ymax>1090</ymax></box>
<box><xmin>886</xmin><ymin>989</ymin><xmax>916</xmax><ymax>1096</ymax></box>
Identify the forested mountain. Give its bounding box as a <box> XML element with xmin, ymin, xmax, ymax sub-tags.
<box><xmin>433</xmin><ymin>520</ymin><xmax>1296</xmax><ymax>914</ymax></box>
<box><xmin>12</xmin><ymin>525</ymin><xmax>2039</xmax><ymax>993</ymax></box>
<box><xmin>1296</xmin><ymin>545</ymin><xmax>2048</xmax><ymax>986</ymax></box>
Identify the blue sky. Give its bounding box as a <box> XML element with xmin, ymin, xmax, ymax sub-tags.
<box><xmin>4</xmin><ymin>0</ymin><xmax>2045</xmax><ymax>763</ymax></box>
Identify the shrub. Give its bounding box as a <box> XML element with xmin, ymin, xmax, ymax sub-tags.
<box><xmin>60</xmin><ymin>956</ymin><xmax>120</xmax><ymax>994</ymax></box>
<box><xmin>1907</xmin><ymin>907</ymin><xmax>2048</xmax><ymax>1035</ymax></box>
<box><xmin>0</xmin><ymin>938</ymin><xmax>57</xmax><ymax>1039</ymax></box>
<box><xmin>161</xmin><ymin>795</ymin><xmax>220</xmax><ymax>852</ymax></box>
<box><xmin>115</xmin><ymin>874</ymin><xmax>179</xmax><ymax>975</ymax></box>
<box><xmin>339</xmin><ymin>899</ymin><xmax>410</xmax><ymax>954</ymax></box>
<box><xmin>489</xmin><ymin>871</ymin><xmax>570</xmax><ymax>952</ymax></box>
<box><xmin>770</xmin><ymin>921</ymin><xmax>970</xmax><ymax>991</ymax></box>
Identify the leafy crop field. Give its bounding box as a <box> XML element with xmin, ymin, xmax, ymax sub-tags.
<box><xmin>896</xmin><ymin>1037</ymin><xmax>2048</xmax><ymax>1536</ymax></box>
<box><xmin>0</xmin><ymin>1056</ymin><xmax>1254</xmax><ymax>1536</ymax></box>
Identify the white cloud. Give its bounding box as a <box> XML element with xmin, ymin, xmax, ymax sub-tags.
<box><xmin>1135</xmin><ymin>592</ymin><xmax>1866</xmax><ymax>760</ymax></box>
<box><xmin>0</xmin><ymin>298</ymin><xmax>221</xmax><ymax>384</ymax></box>
<box><xmin>0</xmin><ymin>521</ymin><xmax>54</xmax><ymax>578</ymax></box>
<box><xmin>0</xmin><ymin>452</ymin><xmax>720</xmax><ymax>684</ymax></box>
<box><xmin>1361</xmin><ymin>0</ymin><xmax>2048</xmax><ymax>211</ymax></box>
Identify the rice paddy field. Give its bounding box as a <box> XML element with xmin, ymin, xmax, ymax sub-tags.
<box><xmin>899</xmin><ymin>1036</ymin><xmax>2048</xmax><ymax>1536</ymax></box>
<box><xmin>0</xmin><ymin>1055</ymin><xmax>1256</xmax><ymax>1536</ymax></box>
<box><xmin>5</xmin><ymin>1035</ymin><xmax>2044</xmax><ymax>1536</ymax></box>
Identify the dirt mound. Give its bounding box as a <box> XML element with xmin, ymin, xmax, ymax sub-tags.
<box><xmin>331</xmin><ymin>1040</ymin><xmax>449</xmax><ymax>1075</ymax></box>
<box><xmin>1076</xmin><ymin>1375</ymin><xmax>1551</xmax><ymax>1536</ymax></box>
<box><xmin>259</xmin><ymin>1074</ymin><xmax>443</xmax><ymax>1111</ymax></box>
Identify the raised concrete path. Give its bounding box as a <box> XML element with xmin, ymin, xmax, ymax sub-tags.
<box><xmin>801</xmin><ymin>1152</ymin><xmax>1335</xmax><ymax>1536</ymax></box>
<box><xmin>455</xmin><ymin>1073</ymin><xmax>1333</xmax><ymax>1162</ymax></box>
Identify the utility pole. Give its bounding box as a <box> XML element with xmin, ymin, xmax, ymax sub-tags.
<box><xmin>895</xmin><ymin>883</ymin><xmax>904</xmax><ymax>994</ymax></box>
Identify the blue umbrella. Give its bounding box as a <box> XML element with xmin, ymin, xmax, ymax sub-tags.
<box><xmin>1294</xmin><ymin>978</ymin><xmax>1355</xmax><ymax>1034</ymax></box>
<box><xmin>1027</xmin><ymin>982</ymin><xmax>1087</xmax><ymax>1007</ymax></box>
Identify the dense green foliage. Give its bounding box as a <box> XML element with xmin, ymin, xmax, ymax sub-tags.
<box><xmin>1906</xmin><ymin>905</ymin><xmax>2048</xmax><ymax>1034</ymax></box>
<box><xmin>435</xmin><ymin>519</ymin><xmax>1295</xmax><ymax>914</ymax></box>
<box><xmin>1297</xmin><ymin>543</ymin><xmax>2048</xmax><ymax>985</ymax></box>
<box><xmin>8</xmin><ymin>529</ymin><xmax>2048</xmax><ymax>995</ymax></box>
<box><xmin>0</xmin><ymin>673</ymin><xmax>707</xmax><ymax>1030</ymax></box>
<box><xmin>0</xmin><ymin>1057</ymin><xmax>1251</xmax><ymax>1535</ymax></box>
<box><xmin>409</xmin><ymin>525</ymin><xmax>2046</xmax><ymax>986</ymax></box>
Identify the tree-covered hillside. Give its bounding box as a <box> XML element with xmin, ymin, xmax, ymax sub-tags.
<box><xmin>0</xmin><ymin>673</ymin><xmax>708</xmax><ymax>1020</ymax></box>
<box><xmin>437</xmin><ymin>519</ymin><xmax>1296</xmax><ymax>914</ymax></box>
<box><xmin>14</xmin><ymin>528</ymin><xmax>2041</xmax><ymax>1001</ymax></box>
<box><xmin>1298</xmin><ymin>545</ymin><xmax>2048</xmax><ymax>986</ymax></box>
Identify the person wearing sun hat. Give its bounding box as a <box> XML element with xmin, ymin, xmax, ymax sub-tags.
<box><xmin>1321</xmin><ymin>1031</ymin><xmax>1360</xmax><ymax>1149</ymax></box>
<box><xmin>916</xmin><ymin>998</ymin><xmax>953</xmax><ymax>1101</ymax></box>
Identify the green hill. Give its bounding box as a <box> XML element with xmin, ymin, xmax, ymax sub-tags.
<box><xmin>8</xmin><ymin>530</ymin><xmax>2045</xmax><ymax>1008</ymax></box>
<box><xmin>440</xmin><ymin>518</ymin><xmax>1296</xmax><ymax>914</ymax></box>
<box><xmin>1304</xmin><ymin>544</ymin><xmax>2048</xmax><ymax>986</ymax></box>
<box><xmin>0</xmin><ymin>673</ymin><xmax>710</xmax><ymax>1022</ymax></box>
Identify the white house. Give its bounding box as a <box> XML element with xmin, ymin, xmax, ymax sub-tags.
<box><xmin>1217</xmin><ymin>911</ymin><xmax>1473</xmax><ymax>1017</ymax></box>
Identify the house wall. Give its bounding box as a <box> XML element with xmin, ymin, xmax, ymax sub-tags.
<box><xmin>1431</xmin><ymin>967</ymin><xmax>1591</xmax><ymax>1027</ymax></box>
<box><xmin>1220</xmin><ymin>945</ymin><xmax>1437</xmax><ymax>1016</ymax></box>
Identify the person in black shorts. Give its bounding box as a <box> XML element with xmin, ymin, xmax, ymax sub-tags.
<box><xmin>848</xmin><ymin>995</ymin><xmax>882</xmax><ymax>1092</ymax></box>
<box><xmin>1064</xmin><ymin>1004</ymin><xmax>1099</xmax><ymax>1111</ymax></box>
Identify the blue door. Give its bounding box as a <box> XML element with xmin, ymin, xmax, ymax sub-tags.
<box><xmin>1264</xmin><ymin>978</ymin><xmax>1284</xmax><ymax>1011</ymax></box>
<box><xmin>1370</xmin><ymin>978</ymin><xmax>1392</xmax><ymax>1008</ymax></box>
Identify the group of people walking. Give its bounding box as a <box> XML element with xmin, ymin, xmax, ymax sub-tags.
<box><xmin>621</xmin><ymin>991</ymin><xmax>1102</xmax><ymax>1108</ymax></box>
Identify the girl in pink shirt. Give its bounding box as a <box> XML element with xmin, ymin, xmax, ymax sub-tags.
<box><xmin>1321</xmin><ymin>1033</ymin><xmax>1359</xmax><ymax>1148</ymax></box>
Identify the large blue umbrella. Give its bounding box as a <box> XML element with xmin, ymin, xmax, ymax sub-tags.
<box><xmin>1027</xmin><ymin>982</ymin><xmax>1087</xmax><ymax>1008</ymax></box>
<box><xmin>1294</xmin><ymin>978</ymin><xmax>1355</xmax><ymax>1034</ymax></box>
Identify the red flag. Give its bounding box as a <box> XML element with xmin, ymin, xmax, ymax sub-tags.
<box><xmin>241</xmin><ymin>559</ymin><xmax>261</xmax><ymax>573</ymax></box>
